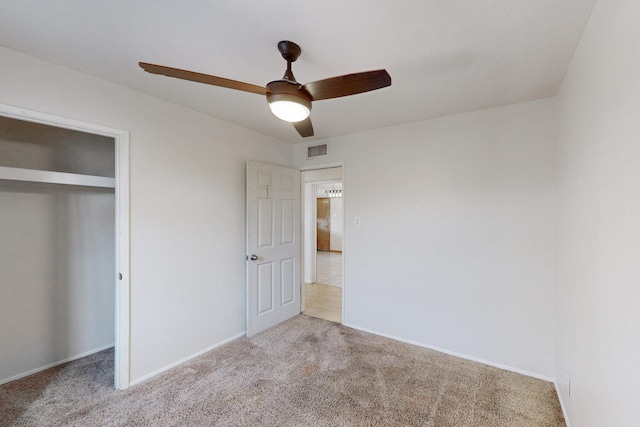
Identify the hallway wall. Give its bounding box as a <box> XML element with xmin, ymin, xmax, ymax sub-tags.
<box><xmin>302</xmin><ymin>168</ymin><xmax>342</xmax><ymax>284</ymax></box>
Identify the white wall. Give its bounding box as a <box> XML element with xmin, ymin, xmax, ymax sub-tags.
<box><xmin>554</xmin><ymin>0</ymin><xmax>640</xmax><ymax>425</ymax></box>
<box><xmin>295</xmin><ymin>98</ymin><xmax>557</xmax><ymax>379</ymax></box>
<box><xmin>329</xmin><ymin>197</ymin><xmax>343</xmax><ymax>251</ymax></box>
<box><xmin>0</xmin><ymin>182</ymin><xmax>115</xmax><ymax>382</ymax></box>
<box><xmin>0</xmin><ymin>46</ymin><xmax>292</xmax><ymax>384</ymax></box>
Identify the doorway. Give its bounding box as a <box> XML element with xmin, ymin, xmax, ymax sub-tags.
<box><xmin>0</xmin><ymin>105</ymin><xmax>130</xmax><ymax>389</ymax></box>
<box><xmin>301</xmin><ymin>167</ymin><xmax>343</xmax><ymax>323</ymax></box>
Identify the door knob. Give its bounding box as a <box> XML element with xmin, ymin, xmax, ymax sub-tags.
<box><xmin>250</xmin><ymin>254</ymin><xmax>259</xmax><ymax>261</ymax></box>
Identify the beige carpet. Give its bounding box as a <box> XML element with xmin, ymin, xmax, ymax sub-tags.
<box><xmin>1</xmin><ymin>315</ymin><xmax>565</xmax><ymax>426</ymax></box>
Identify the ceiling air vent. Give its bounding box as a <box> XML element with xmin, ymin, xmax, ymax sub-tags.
<box><xmin>307</xmin><ymin>144</ymin><xmax>327</xmax><ymax>159</ymax></box>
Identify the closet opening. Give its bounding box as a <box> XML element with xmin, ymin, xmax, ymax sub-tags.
<box><xmin>0</xmin><ymin>106</ymin><xmax>130</xmax><ymax>389</ymax></box>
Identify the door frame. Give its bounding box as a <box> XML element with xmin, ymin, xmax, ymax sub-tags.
<box><xmin>303</xmin><ymin>182</ymin><xmax>319</xmax><ymax>288</ymax></box>
<box><xmin>0</xmin><ymin>104</ymin><xmax>131</xmax><ymax>390</ymax></box>
<box><xmin>300</xmin><ymin>166</ymin><xmax>344</xmax><ymax>320</ymax></box>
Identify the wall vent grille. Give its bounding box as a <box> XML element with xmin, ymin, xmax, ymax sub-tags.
<box><xmin>307</xmin><ymin>144</ymin><xmax>327</xmax><ymax>158</ymax></box>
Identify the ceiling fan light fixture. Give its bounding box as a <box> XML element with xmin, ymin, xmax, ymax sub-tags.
<box><xmin>267</xmin><ymin>93</ymin><xmax>311</xmax><ymax>123</ymax></box>
<box><xmin>140</xmin><ymin>40</ymin><xmax>391</xmax><ymax>137</ymax></box>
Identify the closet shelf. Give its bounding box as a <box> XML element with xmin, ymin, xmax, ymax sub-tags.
<box><xmin>0</xmin><ymin>166</ymin><xmax>115</xmax><ymax>188</ymax></box>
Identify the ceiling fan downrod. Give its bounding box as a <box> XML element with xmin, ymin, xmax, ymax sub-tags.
<box><xmin>278</xmin><ymin>40</ymin><xmax>301</xmax><ymax>82</ymax></box>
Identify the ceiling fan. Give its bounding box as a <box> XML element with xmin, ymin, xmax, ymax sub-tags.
<box><xmin>139</xmin><ymin>41</ymin><xmax>391</xmax><ymax>137</ymax></box>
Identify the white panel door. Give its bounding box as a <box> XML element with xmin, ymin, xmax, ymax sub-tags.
<box><xmin>246</xmin><ymin>161</ymin><xmax>301</xmax><ymax>336</ymax></box>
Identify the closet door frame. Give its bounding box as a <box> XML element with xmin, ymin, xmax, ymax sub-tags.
<box><xmin>0</xmin><ymin>104</ymin><xmax>131</xmax><ymax>390</ymax></box>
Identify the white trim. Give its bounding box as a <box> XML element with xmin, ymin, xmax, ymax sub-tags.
<box><xmin>0</xmin><ymin>343</ymin><xmax>114</xmax><ymax>386</ymax></box>
<box><xmin>297</xmin><ymin>161</ymin><xmax>344</xmax><ymax>172</ymax></box>
<box><xmin>129</xmin><ymin>332</ymin><xmax>246</xmax><ymax>386</ymax></box>
<box><xmin>310</xmin><ymin>183</ymin><xmax>318</xmax><ymax>284</ymax></box>
<box><xmin>554</xmin><ymin>381</ymin><xmax>572</xmax><ymax>427</ymax></box>
<box><xmin>340</xmin><ymin>172</ymin><xmax>346</xmax><ymax>324</ymax></box>
<box><xmin>113</xmin><ymin>127</ymin><xmax>130</xmax><ymax>390</ymax></box>
<box><xmin>0</xmin><ymin>104</ymin><xmax>131</xmax><ymax>390</ymax></box>
<box><xmin>343</xmin><ymin>323</ymin><xmax>554</xmax><ymax>382</ymax></box>
<box><xmin>0</xmin><ymin>166</ymin><xmax>115</xmax><ymax>188</ymax></box>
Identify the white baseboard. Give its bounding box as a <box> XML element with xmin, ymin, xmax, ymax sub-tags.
<box><xmin>0</xmin><ymin>343</ymin><xmax>115</xmax><ymax>386</ymax></box>
<box><xmin>554</xmin><ymin>381</ymin><xmax>572</xmax><ymax>427</ymax></box>
<box><xmin>129</xmin><ymin>332</ymin><xmax>246</xmax><ymax>386</ymax></box>
<box><xmin>343</xmin><ymin>323</ymin><xmax>554</xmax><ymax>382</ymax></box>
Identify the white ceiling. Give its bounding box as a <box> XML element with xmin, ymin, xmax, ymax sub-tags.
<box><xmin>0</xmin><ymin>0</ymin><xmax>595</xmax><ymax>143</ymax></box>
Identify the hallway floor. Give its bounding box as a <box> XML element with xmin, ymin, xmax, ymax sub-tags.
<box><xmin>315</xmin><ymin>251</ymin><xmax>342</xmax><ymax>287</ymax></box>
<box><xmin>303</xmin><ymin>283</ymin><xmax>342</xmax><ymax>323</ymax></box>
<box><xmin>303</xmin><ymin>251</ymin><xmax>342</xmax><ymax>323</ymax></box>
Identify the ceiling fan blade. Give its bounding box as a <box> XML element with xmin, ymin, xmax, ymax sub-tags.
<box><xmin>293</xmin><ymin>117</ymin><xmax>314</xmax><ymax>137</ymax></box>
<box><xmin>303</xmin><ymin>69</ymin><xmax>391</xmax><ymax>101</ymax></box>
<box><xmin>139</xmin><ymin>62</ymin><xmax>268</xmax><ymax>96</ymax></box>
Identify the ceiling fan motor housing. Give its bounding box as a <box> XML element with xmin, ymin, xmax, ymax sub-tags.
<box><xmin>266</xmin><ymin>80</ymin><xmax>312</xmax><ymax>112</ymax></box>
